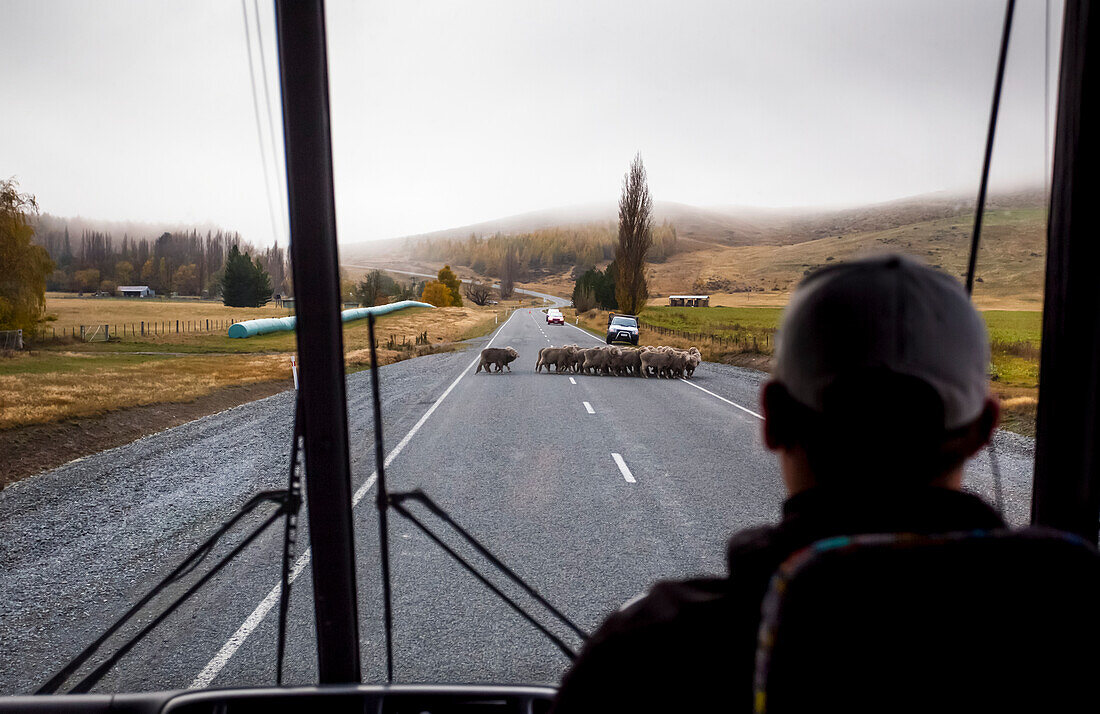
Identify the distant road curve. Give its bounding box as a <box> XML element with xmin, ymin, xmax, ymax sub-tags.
<box><xmin>342</xmin><ymin>264</ymin><xmax>568</xmax><ymax>308</ymax></box>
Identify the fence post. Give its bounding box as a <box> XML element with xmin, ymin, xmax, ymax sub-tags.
<box><xmin>105</xmin><ymin>324</ymin><xmax>110</xmax><ymax>341</ymax></box>
<box><xmin>80</xmin><ymin>325</ymin><xmax>85</xmax><ymax>341</ymax></box>
<box><xmin>176</xmin><ymin>320</ymin><xmax>179</xmax><ymax>333</ymax></box>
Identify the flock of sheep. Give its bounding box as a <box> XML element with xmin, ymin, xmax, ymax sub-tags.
<box><xmin>535</xmin><ymin>344</ymin><xmax>702</xmax><ymax>379</ymax></box>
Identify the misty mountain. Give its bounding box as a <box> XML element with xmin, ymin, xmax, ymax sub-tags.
<box><xmin>341</xmin><ymin>188</ymin><xmax>1046</xmax><ymax>261</ymax></box>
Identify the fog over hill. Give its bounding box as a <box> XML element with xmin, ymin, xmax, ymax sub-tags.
<box><xmin>33</xmin><ymin>213</ymin><xmax>235</xmax><ymax>241</ymax></box>
<box><xmin>341</xmin><ymin>188</ymin><xmax>1047</xmax><ymax>260</ymax></box>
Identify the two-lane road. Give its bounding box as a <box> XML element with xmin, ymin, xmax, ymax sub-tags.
<box><xmin>0</xmin><ymin>302</ymin><xmax>1036</xmax><ymax>694</ymax></box>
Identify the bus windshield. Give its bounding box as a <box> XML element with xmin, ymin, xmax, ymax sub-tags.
<box><xmin>0</xmin><ymin>0</ymin><xmax>1058</xmax><ymax>696</ymax></box>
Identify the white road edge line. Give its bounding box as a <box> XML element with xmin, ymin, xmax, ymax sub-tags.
<box><xmin>566</xmin><ymin>321</ymin><xmax>605</xmax><ymax>343</ymax></box>
<box><xmin>679</xmin><ymin>378</ymin><xmax>763</xmax><ymax>420</ymax></box>
<box><xmin>190</xmin><ymin>307</ymin><xmax>522</xmax><ymax>689</ymax></box>
<box><xmin>583</xmin><ymin>401</ymin><xmax>595</xmax><ymax>414</ymax></box>
<box><xmin>611</xmin><ymin>453</ymin><xmax>636</xmax><ymax>483</ymax></box>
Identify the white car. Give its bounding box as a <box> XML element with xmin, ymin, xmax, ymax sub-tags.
<box><xmin>546</xmin><ymin>309</ymin><xmax>564</xmax><ymax>325</ymax></box>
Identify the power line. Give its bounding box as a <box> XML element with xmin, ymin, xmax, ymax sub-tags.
<box><xmin>1044</xmin><ymin>0</ymin><xmax>1051</xmax><ymax>198</ymax></box>
<box><xmin>253</xmin><ymin>0</ymin><xmax>289</xmax><ymax>246</ymax></box>
<box><xmin>241</xmin><ymin>0</ymin><xmax>281</xmax><ymax>247</ymax></box>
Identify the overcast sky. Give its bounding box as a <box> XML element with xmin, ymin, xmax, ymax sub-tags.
<box><xmin>1</xmin><ymin>0</ymin><xmax>1059</xmax><ymax>245</ymax></box>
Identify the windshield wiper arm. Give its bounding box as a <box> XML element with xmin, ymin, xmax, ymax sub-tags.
<box><xmin>37</xmin><ymin>403</ymin><xmax>305</xmax><ymax>695</ymax></box>
<box><xmin>388</xmin><ymin>490</ymin><xmax>589</xmax><ymax>660</ymax></box>
<box><xmin>365</xmin><ymin>312</ymin><xmax>588</xmax><ymax>676</ymax></box>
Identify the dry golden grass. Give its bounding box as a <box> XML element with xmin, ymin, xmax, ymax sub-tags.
<box><xmin>3</xmin><ymin>304</ymin><xmax>502</xmax><ymax>429</ymax></box>
<box><xmin>646</xmin><ymin>209</ymin><xmax>1045</xmax><ymax>311</ymax></box>
<box><xmin>647</xmin><ymin>292</ymin><xmax>1044</xmax><ymax>310</ymax></box>
<box><xmin>515</xmin><ymin>276</ymin><xmax>575</xmax><ymax>299</ymax></box>
<box><xmin>646</xmin><ymin>292</ymin><xmax>792</xmax><ymax>308</ymax></box>
<box><xmin>43</xmin><ymin>294</ymin><xmax>292</xmax><ymax>334</ymax></box>
<box><xmin>33</xmin><ymin>300</ymin><xmax>501</xmax><ymax>353</ymax></box>
<box><xmin>339</xmin><ymin>306</ymin><xmax>500</xmax><ymax>350</ymax></box>
<box><xmin>0</xmin><ymin>352</ymin><xmax>293</xmax><ymax>429</ymax></box>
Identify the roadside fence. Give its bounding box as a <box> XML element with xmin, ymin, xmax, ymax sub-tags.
<box><xmin>47</xmin><ymin>319</ymin><xmax>246</xmax><ymax>343</ymax></box>
<box><xmin>0</xmin><ymin>329</ymin><xmax>23</xmax><ymax>350</ymax></box>
<box><xmin>638</xmin><ymin>319</ymin><xmax>775</xmax><ymax>353</ymax></box>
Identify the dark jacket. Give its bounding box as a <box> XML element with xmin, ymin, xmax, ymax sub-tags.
<box><xmin>551</xmin><ymin>487</ymin><xmax>1005</xmax><ymax>713</ymax></box>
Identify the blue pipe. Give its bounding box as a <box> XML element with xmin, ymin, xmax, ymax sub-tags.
<box><xmin>227</xmin><ymin>300</ymin><xmax>434</xmax><ymax>338</ymax></box>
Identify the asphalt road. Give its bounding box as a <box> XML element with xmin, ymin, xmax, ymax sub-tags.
<box><xmin>0</xmin><ymin>298</ymin><xmax>1036</xmax><ymax>695</ymax></box>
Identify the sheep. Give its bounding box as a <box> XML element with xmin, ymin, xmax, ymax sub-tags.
<box><xmin>639</xmin><ymin>349</ymin><xmax>668</xmax><ymax>378</ymax></box>
<box><xmin>610</xmin><ymin>346</ymin><xmax>642</xmax><ymax>376</ymax></box>
<box><xmin>547</xmin><ymin>343</ymin><xmax>700</xmax><ymax>379</ymax></box>
<box><xmin>536</xmin><ymin>345</ymin><xmax>578</xmax><ymax>373</ymax></box>
<box><xmin>684</xmin><ymin>348</ymin><xmax>702</xmax><ymax>378</ymax></box>
<box><xmin>476</xmin><ymin>346</ymin><xmax>519</xmax><ymax>373</ymax></box>
<box><xmin>640</xmin><ymin>348</ymin><xmax>689</xmax><ymax>378</ymax></box>
<box><xmin>581</xmin><ymin>346</ymin><xmax>619</xmax><ymax>375</ymax></box>
<box><xmin>567</xmin><ymin>346</ymin><xmax>587</xmax><ymax>373</ymax></box>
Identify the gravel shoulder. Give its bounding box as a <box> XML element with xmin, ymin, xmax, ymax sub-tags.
<box><xmin>0</xmin><ymin>346</ymin><xmax>478</xmax><ymax>695</ymax></box>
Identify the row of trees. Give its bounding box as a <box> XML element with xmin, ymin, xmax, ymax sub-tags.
<box><xmin>348</xmin><ymin>269</ymin><xmax>440</xmax><ymax>307</ymax></box>
<box><xmin>32</xmin><ymin>215</ymin><xmax>290</xmax><ymax>298</ymax></box>
<box><xmin>409</xmin><ymin>221</ymin><xmax>678</xmax><ymax>282</ymax></box>
<box><xmin>1</xmin><ymin>176</ymin><xmax>284</xmax><ymax>339</ymax></box>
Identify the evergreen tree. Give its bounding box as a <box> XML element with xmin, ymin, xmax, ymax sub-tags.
<box><xmin>222</xmin><ymin>244</ymin><xmax>272</xmax><ymax>307</ymax></box>
<box><xmin>571</xmin><ymin>263</ymin><xmax>618</xmax><ymax>311</ymax></box>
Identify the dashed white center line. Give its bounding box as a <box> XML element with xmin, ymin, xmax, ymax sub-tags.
<box><xmin>612</xmin><ymin>453</ymin><xmax>636</xmax><ymax>483</ymax></box>
<box><xmin>569</xmin><ymin>377</ymin><xmax>576</xmax><ymax>385</ymax></box>
<box><xmin>190</xmin><ymin>307</ymin><xmax>522</xmax><ymax>689</ymax></box>
<box><xmin>583</xmin><ymin>401</ymin><xmax>595</xmax><ymax>414</ymax></box>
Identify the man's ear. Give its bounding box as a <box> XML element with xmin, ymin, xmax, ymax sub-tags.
<box><xmin>762</xmin><ymin>381</ymin><xmax>794</xmax><ymax>451</ymax></box>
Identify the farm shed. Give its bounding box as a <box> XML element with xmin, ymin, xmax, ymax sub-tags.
<box><xmin>117</xmin><ymin>285</ymin><xmax>155</xmax><ymax>298</ymax></box>
<box><xmin>668</xmin><ymin>294</ymin><xmax>710</xmax><ymax>307</ymax></box>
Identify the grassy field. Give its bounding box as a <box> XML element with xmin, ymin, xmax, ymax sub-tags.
<box><xmin>3</xmin><ymin>300</ymin><xmax>509</xmax><ymax>430</ymax></box>
<box><xmin>42</xmin><ymin>294</ymin><xmax>293</xmax><ymax>334</ymax></box>
<box><xmin>572</xmin><ymin>305</ymin><xmax>1043</xmax><ymax>435</ymax></box>
<box><xmin>0</xmin><ymin>352</ymin><xmax>292</xmax><ymax>429</ymax></box>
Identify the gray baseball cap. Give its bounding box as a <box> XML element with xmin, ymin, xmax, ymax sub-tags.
<box><xmin>774</xmin><ymin>254</ymin><xmax>990</xmax><ymax>430</ymax></box>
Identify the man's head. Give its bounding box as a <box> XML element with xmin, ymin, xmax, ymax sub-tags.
<box><xmin>762</xmin><ymin>254</ymin><xmax>998</xmax><ymax>495</ymax></box>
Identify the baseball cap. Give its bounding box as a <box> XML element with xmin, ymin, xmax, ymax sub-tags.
<box><xmin>774</xmin><ymin>254</ymin><xmax>990</xmax><ymax>430</ymax></box>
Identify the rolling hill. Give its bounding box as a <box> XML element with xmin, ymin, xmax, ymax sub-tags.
<box><xmin>341</xmin><ymin>189</ymin><xmax>1047</xmax><ymax>310</ymax></box>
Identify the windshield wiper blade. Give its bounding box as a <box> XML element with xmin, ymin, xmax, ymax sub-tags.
<box><xmin>388</xmin><ymin>490</ymin><xmax>589</xmax><ymax>660</ymax></box>
<box><xmin>37</xmin><ymin>403</ymin><xmax>305</xmax><ymax>695</ymax></box>
<box><xmin>365</xmin><ymin>312</ymin><xmax>587</xmax><ymax>677</ymax></box>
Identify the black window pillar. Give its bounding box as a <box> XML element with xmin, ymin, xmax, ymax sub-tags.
<box><xmin>1033</xmin><ymin>1</ymin><xmax>1100</xmax><ymax>542</ymax></box>
<box><xmin>274</xmin><ymin>0</ymin><xmax>361</xmax><ymax>683</ymax></box>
